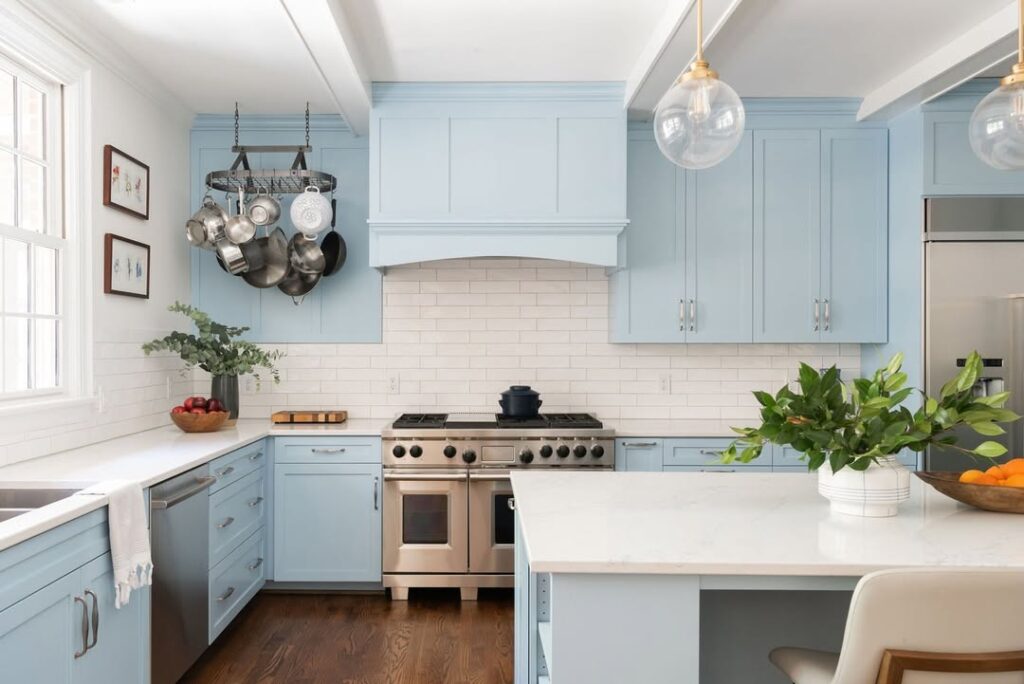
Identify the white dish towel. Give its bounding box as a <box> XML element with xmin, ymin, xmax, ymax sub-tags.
<box><xmin>95</xmin><ymin>480</ymin><xmax>153</xmax><ymax>608</ymax></box>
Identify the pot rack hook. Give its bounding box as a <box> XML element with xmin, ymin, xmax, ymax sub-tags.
<box><xmin>234</xmin><ymin>101</ymin><xmax>239</xmax><ymax>148</ymax></box>
<box><xmin>305</xmin><ymin>101</ymin><xmax>310</xmax><ymax>149</ymax></box>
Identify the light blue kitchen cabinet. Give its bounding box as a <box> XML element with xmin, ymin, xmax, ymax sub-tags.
<box><xmin>273</xmin><ymin>462</ymin><xmax>382</xmax><ymax>582</ymax></box>
<box><xmin>753</xmin><ymin>129</ymin><xmax>822</xmax><ymax>343</ymax></box>
<box><xmin>0</xmin><ymin>509</ymin><xmax>148</xmax><ymax>684</ymax></box>
<box><xmin>189</xmin><ymin>115</ymin><xmax>381</xmax><ymax>343</ymax></box>
<box><xmin>820</xmin><ymin>129</ymin><xmax>888</xmax><ymax>343</ymax></box>
<box><xmin>614</xmin><ymin>439</ymin><xmax>664</xmax><ymax>471</ymax></box>
<box><xmin>923</xmin><ymin>111</ymin><xmax>1024</xmax><ymax>196</ymax></box>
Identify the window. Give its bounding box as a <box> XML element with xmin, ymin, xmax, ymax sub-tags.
<box><xmin>0</xmin><ymin>53</ymin><xmax>63</xmax><ymax>400</ymax></box>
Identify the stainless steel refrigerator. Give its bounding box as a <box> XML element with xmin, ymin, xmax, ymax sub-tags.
<box><xmin>924</xmin><ymin>197</ymin><xmax>1024</xmax><ymax>470</ymax></box>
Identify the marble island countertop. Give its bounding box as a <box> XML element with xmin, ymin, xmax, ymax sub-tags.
<box><xmin>510</xmin><ymin>471</ymin><xmax>1024</xmax><ymax>575</ymax></box>
<box><xmin>0</xmin><ymin>419</ymin><xmax>385</xmax><ymax>553</ymax></box>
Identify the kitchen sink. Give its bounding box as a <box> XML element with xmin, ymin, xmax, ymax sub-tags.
<box><xmin>0</xmin><ymin>487</ymin><xmax>82</xmax><ymax>522</ymax></box>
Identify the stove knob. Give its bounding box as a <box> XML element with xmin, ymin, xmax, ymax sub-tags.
<box><xmin>392</xmin><ymin>445</ymin><xmax>406</xmax><ymax>458</ymax></box>
<box><xmin>591</xmin><ymin>445</ymin><xmax>605</xmax><ymax>458</ymax></box>
<box><xmin>573</xmin><ymin>445</ymin><xmax>588</xmax><ymax>459</ymax></box>
<box><xmin>539</xmin><ymin>444</ymin><xmax>553</xmax><ymax>459</ymax></box>
<box><xmin>410</xmin><ymin>445</ymin><xmax>423</xmax><ymax>458</ymax></box>
<box><xmin>556</xmin><ymin>444</ymin><xmax>570</xmax><ymax>459</ymax></box>
<box><xmin>462</xmin><ymin>449</ymin><xmax>477</xmax><ymax>464</ymax></box>
<box><xmin>443</xmin><ymin>445</ymin><xmax>457</xmax><ymax>459</ymax></box>
<box><xmin>519</xmin><ymin>449</ymin><xmax>534</xmax><ymax>464</ymax></box>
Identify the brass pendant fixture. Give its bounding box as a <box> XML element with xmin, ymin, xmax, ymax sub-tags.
<box><xmin>653</xmin><ymin>0</ymin><xmax>746</xmax><ymax>169</ymax></box>
<box><xmin>969</xmin><ymin>0</ymin><xmax>1024</xmax><ymax>169</ymax></box>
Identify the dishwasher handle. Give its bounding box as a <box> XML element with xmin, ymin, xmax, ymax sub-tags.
<box><xmin>151</xmin><ymin>476</ymin><xmax>217</xmax><ymax>510</ymax></box>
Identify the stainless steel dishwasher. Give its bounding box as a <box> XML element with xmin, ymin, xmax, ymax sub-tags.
<box><xmin>150</xmin><ymin>464</ymin><xmax>215</xmax><ymax>684</ymax></box>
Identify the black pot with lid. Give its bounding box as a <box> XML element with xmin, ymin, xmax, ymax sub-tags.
<box><xmin>499</xmin><ymin>385</ymin><xmax>542</xmax><ymax>417</ymax></box>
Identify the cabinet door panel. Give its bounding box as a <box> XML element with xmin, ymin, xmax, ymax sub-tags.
<box><xmin>753</xmin><ymin>130</ymin><xmax>821</xmax><ymax>342</ymax></box>
<box><xmin>614</xmin><ymin>439</ymin><xmax>663</xmax><ymax>472</ymax></box>
<box><xmin>821</xmin><ymin>129</ymin><xmax>887</xmax><ymax>343</ymax></box>
<box><xmin>611</xmin><ymin>137</ymin><xmax>685</xmax><ymax>342</ymax></box>
<box><xmin>274</xmin><ymin>463</ymin><xmax>382</xmax><ymax>582</ymax></box>
<box><xmin>73</xmin><ymin>553</ymin><xmax>147</xmax><ymax>684</ymax></box>
<box><xmin>0</xmin><ymin>571</ymin><xmax>77</xmax><ymax>684</ymax></box>
<box><xmin>925</xmin><ymin>111</ymin><xmax>1024</xmax><ymax>195</ymax></box>
<box><xmin>687</xmin><ymin>132</ymin><xmax>753</xmax><ymax>342</ymax></box>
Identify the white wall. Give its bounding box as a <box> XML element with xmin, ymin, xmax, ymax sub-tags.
<box><xmin>0</xmin><ymin>45</ymin><xmax>191</xmax><ymax>467</ymax></box>
<box><xmin>233</xmin><ymin>258</ymin><xmax>861</xmax><ymax>434</ymax></box>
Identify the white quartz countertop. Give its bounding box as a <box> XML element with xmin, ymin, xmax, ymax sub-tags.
<box><xmin>0</xmin><ymin>418</ymin><xmax>384</xmax><ymax>553</ymax></box>
<box><xmin>608</xmin><ymin>421</ymin><xmax>739</xmax><ymax>438</ymax></box>
<box><xmin>510</xmin><ymin>471</ymin><xmax>1024</xmax><ymax>575</ymax></box>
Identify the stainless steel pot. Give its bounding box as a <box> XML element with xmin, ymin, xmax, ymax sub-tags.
<box><xmin>277</xmin><ymin>267</ymin><xmax>321</xmax><ymax>299</ymax></box>
<box><xmin>288</xmin><ymin>233</ymin><xmax>326</xmax><ymax>275</ymax></box>
<box><xmin>247</xmin><ymin>191</ymin><xmax>281</xmax><ymax>227</ymax></box>
<box><xmin>190</xmin><ymin>195</ymin><xmax>228</xmax><ymax>250</ymax></box>
<box><xmin>241</xmin><ymin>227</ymin><xmax>289</xmax><ymax>288</ymax></box>
<box><xmin>224</xmin><ymin>187</ymin><xmax>257</xmax><ymax>244</ymax></box>
<box><xmin>215</xmin><ymin>238</ymin><xmax>248</xmax><ymax>275</ymax></box>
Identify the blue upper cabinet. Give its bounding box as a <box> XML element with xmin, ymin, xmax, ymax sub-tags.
<box><xmin>923</xmin><ymin>81</ymin><xmax>1024</xmax><ymax>196</ymax></box>
<box><xmin>368</xmin><ymin>83</ymin><xmax>628</xmax><ymax>267</ymax></box>
<box><xmin>753</xmin><ymin>129</ymin><xmax>822</xmax><ymax>343</ymax></box>
<box><xmin>686</xmin><ymin>132</ymin><xmax>754</xmax><ymax>342</ymax></box>
<box><xmin>189</xmin><ymin>115</ymin><xmax>381</xmax><ymax>343</ymax></box>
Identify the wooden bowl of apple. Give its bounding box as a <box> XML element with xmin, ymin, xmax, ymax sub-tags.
<box><xmin>170</xmin><ymin>396</ymin><xmax>229</xmax><ymax>433</ymax></box>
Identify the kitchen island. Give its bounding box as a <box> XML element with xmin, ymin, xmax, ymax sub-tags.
<box><xmin>511</xmin><ymin>471</ymin><xmax>1024</xmax><ymax>684</ymax></box>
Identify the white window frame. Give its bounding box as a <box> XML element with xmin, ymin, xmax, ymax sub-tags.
<box><xmin>0</xmin><ymin>5</ymin><xmax>92</xmax><ymax>415</ymax></box>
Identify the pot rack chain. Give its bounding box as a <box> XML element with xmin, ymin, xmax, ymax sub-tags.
<box><xmin>207</xmin><ymin>101</ymin><xmax>337</xmax><ymax>195</ymax></box>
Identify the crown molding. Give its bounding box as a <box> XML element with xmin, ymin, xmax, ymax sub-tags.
<box><xmin>372</xmin><ymin>81</ymin><xmax>626</xmax><ymax>104</ymax></box>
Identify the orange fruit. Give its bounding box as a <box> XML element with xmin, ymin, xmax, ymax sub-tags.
<box><xmin>986</xmin><ymin>465</ymin><xmax>1007</xmax><ymax>481</ymax></box>
<box><xmin>1003</xmin><ymin>458</ymin><xmax>1024</xmax><ymax>477</ymax></box>
<box><xmin>959</xmin><ymin>469</ymin><xmax>987</xmax><ymax>484</ymax></box>
<box><xmin>1004</xmin><ymin>474</ymin><xmax>1024</xmax><ymax>488</ymax></box>
<box><xmin>975</xmin><ymin>473</ymin><xmax>1001</xmax><ymax>485</ymax></box>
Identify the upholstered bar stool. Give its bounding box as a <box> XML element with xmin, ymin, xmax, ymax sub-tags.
<box><xmin>770</xmin><ymin>568</ymin><xmax>1024</xmax><ymax>684</ymax></box>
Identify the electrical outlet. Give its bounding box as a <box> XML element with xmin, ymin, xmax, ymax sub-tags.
<box><xmin>658</xmin><ymin>373</ymin><xmax>671</xmax><ymax>394</ymax></box>
<box><xmin>388</xmin><ymin>374</ymin><xmax>401</xmax><ymax>394</ymax></box>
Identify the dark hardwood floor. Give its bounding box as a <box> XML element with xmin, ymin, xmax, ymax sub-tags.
<box><xmin>182</xmin><ymin>590</ymin><xmax>514</xmax><ymax>684</ymax></box>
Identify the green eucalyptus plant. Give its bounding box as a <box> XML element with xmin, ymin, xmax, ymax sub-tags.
<box><xmin>722</xmin><ymin>351</ymin><xmax>1018</xmax><ymax>473</ymax></box>
<box><xmin>142</xmin><ymin>302</ymin><xmax>283</xmax><ymax>385</ymax></box>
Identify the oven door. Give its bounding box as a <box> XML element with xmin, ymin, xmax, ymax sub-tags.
<box><xmin>468</xmin><ymin>469</ymin><xmax>515</xmax><ymax>574</ymax></box>
<box><xmin>383</xmin><ymin>469</ymin><xmax>469</xmax><ymax>574</ymax></box>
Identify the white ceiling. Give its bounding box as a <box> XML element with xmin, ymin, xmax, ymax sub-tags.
<box><xmin>338</xmin><ymin>0</ymin><xmax>672</xmax><ymax>82</ymax></box>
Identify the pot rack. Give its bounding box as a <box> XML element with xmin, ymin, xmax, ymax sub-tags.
<box><xmin>204</xmin><ymin>103</ymin><xmax>338</xmax><ymax>195</ymax></box>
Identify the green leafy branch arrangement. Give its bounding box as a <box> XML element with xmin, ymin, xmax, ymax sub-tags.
<box><xmin>722</xmin><ymin>351</ymin><xmax>1019</xmax><ymax>473</ymax></box>
<box><xmin>142</xmin><ymin>302</ymin><xmax>284</xmax><ymax>384</ymax></box>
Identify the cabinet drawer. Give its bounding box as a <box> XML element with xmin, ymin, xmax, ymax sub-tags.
<box><xmin>209</xmin><ymin>471</ymin><xmax>266</xmax><ymax>568</ymax></box>
<box><xmin>615</xmin><ymin>439</ymin><xmax>664</xmax><ymax>472</ymax></box>
<box><xmin>209</xmin><ymin>527</ymin><xmax>265</xmax><ymax>643</ymax></box>
<box><xmin>662</xmin><ymin>439</ymin><xmax>738</xmax><ymax>467</ymax></box>
<box><xmin>664</xmin><ymin>465</ymin><xmax>773</xmax><ymax>473</ymax></box>
<box><xmin>275</xmin><ymin>437</ymin><xmax>381</xmax><ymax>464</ymax></box>
<box><xmin>209</xmin><ymin>440</ymin><xmax>266</xmax><ymax>493</ymax></box>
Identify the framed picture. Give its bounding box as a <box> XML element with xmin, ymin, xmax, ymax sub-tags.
<box><xmin>103</xmin><ymin>144</ymin><xmax>150</xmax><ymax>219</ymax></box>
<box><xmin>104</xmin><ymin>233</ymin><xmax>150</xmax><ymax>298</ymax></box>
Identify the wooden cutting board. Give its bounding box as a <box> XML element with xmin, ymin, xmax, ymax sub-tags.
<box><xmin>271</xmin><ymin>410</ymin><xmax>348</xmax><ymax>425</ymax></box>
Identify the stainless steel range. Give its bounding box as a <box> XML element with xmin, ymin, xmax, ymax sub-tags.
<box><xmin>381</xmin><ymin>412</ymin><xmax>614</xmax><ymax>600</ymax></box>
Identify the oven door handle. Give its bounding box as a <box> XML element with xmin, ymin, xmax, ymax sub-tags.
<box><xmin>383</xmin><ymin>471</ymin><xmax>467</xmax><ymax>482</ymax></box>
<box><xmin>468</xmin><ymin>472</ymin><xmax>511</xmax><ymax>481</ymax></box>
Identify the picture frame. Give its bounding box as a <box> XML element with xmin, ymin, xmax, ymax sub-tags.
<box><xmin>104</xmin><ymin>233</ymin><xmax>150</xmax><ymax>298</ymax></box>
<box><xmin>103</xmin><ymin>144</ymin><xmax>150</xmax><ymax>219</ymax></box>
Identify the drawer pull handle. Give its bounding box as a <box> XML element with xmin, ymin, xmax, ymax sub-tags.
<box><xmin>312</xmin><ymin>447</ymin><xmax>346</xmax><ymax>454</ymax></box>
<box><xmin>248</xmin><ymin>496</ymin><xmax>264</xmax><ymax>508</ymax></box>
<box><xmin>217</xmin><ymin>466</ymin><xmax>235</xmax><ymax>478</ymax></box>
<box><xmin>74</xmin><ymin>596</ymin><xmax>88</xmax><ymax>658</ymax></box>
<box><xmin>699</xmin><ymin>449</ymin><xmax>723</xmax><ymax>457</ymax></box>
<box><xmin>248</xmin><ymin>558</ymin><xmax>264</xmax><ymax>572</ymax></box>
<box><xmin>217</xmin><ymin>516</ymin><xmax>235</xmax><ymax>529</ymax></box>
<box><xmin>249</xmin><ymin>451</ymin><xmax>264</xmax><ymax>461</ymax></box>
<box><xmin>84</xmin><ymin>589</ymin><xmax>99</xmax><ymax>650</ymax></box>
<box><xmin>622</xmin><ymin>442</ymin><xmax>657</xmax><ymax>448</ymax></box>
<box><xmin>217</xmin><ymin>586</ymin><xmax>235</xmax><ymax>602</ymax></box>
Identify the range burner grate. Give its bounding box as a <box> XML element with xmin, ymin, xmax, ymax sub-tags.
<box><xmin>541</xmin><ymin>413</ymin><xmax>604</xmax><ymax>429</ymax></box>
<box><xmin>392</xmin><ymin>413</ymin><xmax>448</xmax><ymax>429</ymax></box>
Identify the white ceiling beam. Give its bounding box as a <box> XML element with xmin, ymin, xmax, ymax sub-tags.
<box><xmin>625</xmin><ymin>0</ymin><xmax>748</xmax><ymax>116</ymax></box>
<box><xmin>857</xmin><ymin>2</ymin><xmax>1019</xmax><ymax>121</ymax></box>
<box><xmin>279</xmin><ymin>0</ymin><xmax>371</xmax><ymax>135</ymax></box>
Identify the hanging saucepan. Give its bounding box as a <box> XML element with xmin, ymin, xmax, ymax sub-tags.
<box><xmin>288</xmin><ymin>232</ymin><xmax>326</xmax><ymax>275</ymax></box>
<box><xmin>320</xmin><ymin>199</ymin><xmax>347</xmax><ymax>277</ymax></box>
<box><xmin>242</xmin><ymin>227</ymin><xmax>290</xmax><ymax>288</ymax></box>
<box><xmin>188</xmin><ymin>195</ymin><xmax>228</xmax><ymax>250</ymax></box>
<box><xmin>277</xmin><ymin>266</ymin><xmax>321</xmax><ymax>302</ymax></box>
<box><xmin>217</xmin><ymin>239</ymin><xmax>265</xmax><ymax>276</ymax></box>
<box><xmin>247</xmin><ymin>187</ymin><xmax>281</xmax><ymax>227</ymax></box>
<box><xmin>214</xmin><ymin>238</ymin><xmax>248</xmax><ymax>275</ymax></box>
<box><xmin>499</xmin><ymin>385</ymin><xmax>543</xmax><ymax>417</ymax></box>
<box><xmin>224</xmin><ymin>186</ymin><xmax>257</xmax><ymax>244</ymax></box>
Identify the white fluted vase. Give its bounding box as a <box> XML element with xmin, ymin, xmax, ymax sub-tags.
<box><xmin>817</xmin><ymin>455</ymin><xmax>911</xmax><ymax>518</ymax></box>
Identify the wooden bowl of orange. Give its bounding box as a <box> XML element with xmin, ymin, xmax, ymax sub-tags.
<box><xmin>916</xmin><ymin>458</ymin><xmax>1024</xmax><ymax>514</ymax></box>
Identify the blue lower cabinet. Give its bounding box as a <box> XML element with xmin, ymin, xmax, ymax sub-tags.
<box><xmin>273</xmin><ymin>463</ymin><xmax>382</xmax><ymax>582</ymax></box>
<box><xmin>614</xmin><ymin>439</ymin><xmax>664</xmax><ymax>472</ymax></box>
<box><xmin>209</xmin><ymin>528</ymin><xmax>266</xmax><ymax>643</ymax></box>
<box><xmin>0</xmin><ymin>570</ymin><xmax>79</xmax><ymax>683</ymax></box>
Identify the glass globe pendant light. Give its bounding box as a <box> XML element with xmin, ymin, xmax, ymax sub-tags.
<box><xmin>969</xmin><ymin>0</ymin><xmax>1024</xmax><ymax>169</ymax></box>
<box><xmin>653</xmin><ymin>0</ymin><xmax>745</xmax><ymax>169</ymax></box>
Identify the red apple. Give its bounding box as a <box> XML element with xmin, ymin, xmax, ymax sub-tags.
<box><xmin>192</xmin><ymin>396</ymin><xmax>208</xmax><ymax>409</ymax></box>
<box><xmin>183</xmin><ymin>396</ymin><xmax>197</xmax><ymax>410</ymax></box>
<box><xmin>207</xmin><ymin>398</ymin><xmax>223</xmax><ymax>412</ymax></box>
<box><xmin>189</xmin><ymin>407</ymin><xmax>207</xmax><ymax>415</ymax></box>
<box><xmin>170</xmin><ymin>406</ymin><xmax>187</xmax><ymax>415</ymax></box>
